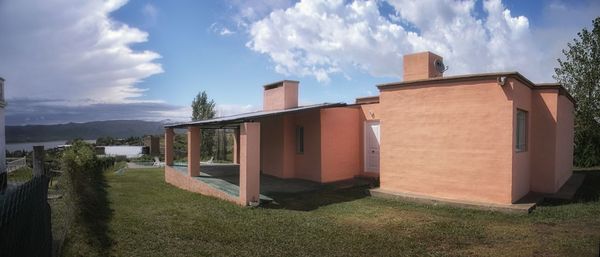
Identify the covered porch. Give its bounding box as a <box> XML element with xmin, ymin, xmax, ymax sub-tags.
<box><xmin>164</xmin><ymin>121</ymin><xmax>261</xmax><ymax>206</ymax></box>
<box><xmin>168</xmin><ymin>164</ymin><xmax>323</xmax><ymax>203</ymax></box>
<box><xmin>163</xmin><ymin>103</ymin><xmax>344</xmax><ymax>206</ymax></box>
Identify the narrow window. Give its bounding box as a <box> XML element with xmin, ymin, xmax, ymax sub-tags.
<box><xmin>296</xmin><ymin>126</ymin><xmax>304</xmax><ymax>154</ymax></box>
<box><xmin>516</xmin><ymin>109</ymin><xmax>528</xmax><ymax>152</ymax></box>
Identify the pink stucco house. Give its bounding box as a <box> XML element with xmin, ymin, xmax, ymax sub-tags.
<box><xmin>164</xmin><ymin>51</ymin><xmax>575</xmax><ymax>210</ymax></box>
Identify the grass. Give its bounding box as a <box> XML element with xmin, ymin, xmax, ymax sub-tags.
<box><xmin>55</xmin><ymin>168</ymin><xmax>600</xmax><ymax>257</ymax></box>
<box><xmin>7</xmin><ymin>166</ymin><xmax>33</xmax><ymax>182</ymax></box>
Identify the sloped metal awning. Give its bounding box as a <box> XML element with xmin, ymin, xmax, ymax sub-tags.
<box><xmin>165</xmin><ymin>103</ymin><xmax>346</xmax><ymax>129</ymax></box>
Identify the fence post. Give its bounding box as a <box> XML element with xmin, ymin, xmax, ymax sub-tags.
<box><xmin>0</xmin><ymin>172</ymin><xmax>5</xmax><ymax>192</ymax></box>
<box><xmin>32</xmin><ymin>146</ymin><xmax>45</xmax><ymax>177</ymax></box>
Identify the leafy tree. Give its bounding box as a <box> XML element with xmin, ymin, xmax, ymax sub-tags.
<box><xmin>95</xmin><ymin>136</ymin><xmax>115</xmax><ymax>146</ymax></box>
<box><xmin>554</xmin><ymin>17</ymin><xmax>600</xmax><ymax>167</ymax></box>
<box><xmin>191</xmin><ymin>91</ymin><xmax>217</xmax><ymax>160</ymax></box>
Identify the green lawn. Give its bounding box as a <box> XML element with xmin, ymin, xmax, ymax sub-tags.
<box><xmin>58</xmin><ymin>168</ymin><xmax>600</xmax><ymax>257</ymax></box>
<box><xmin>7</xmin><ymin>166</ymin><xmax>33</xmax><ymax>182</ymax></box>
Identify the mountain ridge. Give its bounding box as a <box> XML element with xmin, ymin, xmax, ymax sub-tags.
<box><xmin>6</xmin><ymin>120</ymin><xmax>170</xmax><ymax>143</ymax></box>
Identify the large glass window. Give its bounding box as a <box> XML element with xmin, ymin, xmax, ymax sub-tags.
<box><xmin>516</xmin><ymin>109</ymin><xmax>528</xmax><ymax>152</ymax></box>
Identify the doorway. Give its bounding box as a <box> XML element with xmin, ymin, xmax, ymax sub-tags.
<box><xmin>364</xmin><ymin>121</ymin><xmax>380</xmax><ymax>173</ymax></box>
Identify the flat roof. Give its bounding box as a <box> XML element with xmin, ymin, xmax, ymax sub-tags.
<box><xmin>355</xmin><ymin>95</ymin><xmax>379</xmax><ymax>104</ymax></box>
<box><xmin>165</xmin><ymin>102</ymin><xmax>346</xmax><ymax>129</ymax></box>
<box><xmin>377</xmin><ymin>72</ymin><xmax>575</xmax><ymax>104</ymax></box>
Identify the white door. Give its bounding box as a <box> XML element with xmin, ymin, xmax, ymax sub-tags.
<box><xmin>365</xmin><ymin>121</ymin><xmax>380</xmax><ymax>173</ymax></box>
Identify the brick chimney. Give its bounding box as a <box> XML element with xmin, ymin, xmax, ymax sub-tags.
<box><xmin>403</xmin><ymin>51</ymin><xmax>444</xmax><ymax>81</ymax></box>
<box><xmin>263</xmin><ymin>80</ymin><xmax>299</xmax><ymax>111</ymax></box>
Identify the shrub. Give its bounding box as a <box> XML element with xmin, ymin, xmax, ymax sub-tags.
<box><xmin>60</xmin><ymin>140</ymin><xmax>115</xmax><ymax>256</ymax></box>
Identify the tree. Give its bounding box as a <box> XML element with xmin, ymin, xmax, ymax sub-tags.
<box><xmin>554</xmin><ymin>17</ymin><xmax>600</xmax><ymax>167</ymax></box>
<box><xmin>191</xmin><ymin>91</ymin><xmax>216</xmax><ymax>160</ymax></box>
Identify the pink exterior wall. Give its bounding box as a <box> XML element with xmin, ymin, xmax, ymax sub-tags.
<box><xmin>530</xmin><ymin>89</ymin><xmax>575</xmax><ymax>193</ymax></box>
<box><xmin>259</xmin><ymin>115</ymin><xmax>285</xmax><ymax>177</ymax></box>
<box><xmin>510</xmin><ymin>80</ymin><xmax>532</xmax><ymax>201</ymax></box>
<box><xmin>530</xmin><ymin>90</ymin><xmax>559</xmax><ymax>193</ymax></box>
<box><xmin>259</xmin><ymin>109</ymin><xmax>322</xmax><ymax>182</ymax></box>
<box><xmin>379</xmin><ymin>80</ymin><xmax>515</xmax><ymax>204</ymax></box>
<box><xmin>554</xmin><ymin>95</ymin><xmax>574</xmax><ymax>190</ymax></box>
<box><xmin>320</xmin><ymin>107</ymin><xmax>361</xmax><ymax>183</ymax></box>
<box><xmin>293</xmin><ymin>110</ymin><xmax>322</xmax><ymax>182</ymax></box>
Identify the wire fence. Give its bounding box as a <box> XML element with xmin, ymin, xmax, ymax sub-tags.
<box><xmin>0</xmin><ymin>175</ymin><xmax>53</xmax><ymax>257</ymax></box>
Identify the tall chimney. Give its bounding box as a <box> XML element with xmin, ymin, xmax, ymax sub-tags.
<box><xmin>263</xmin><ymin>80</ymin><xmax>299</xmax><ymax>111</ymax></box>
<box><xmin>403</xmin><ymin>51</ymin><xmax>444</xmax><ymax>81</ymax></box>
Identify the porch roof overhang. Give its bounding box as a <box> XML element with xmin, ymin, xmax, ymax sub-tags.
<box><xmin>164</xmin><ymin>102</ymin><xmax>346</xmax><ymax>129</ymax></box>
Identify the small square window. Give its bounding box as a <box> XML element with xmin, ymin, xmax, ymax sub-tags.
<box><xmin>296</xmin><ymin>126</ymin><xmax>304</xmax><ymax>154</ymax></box>
<box><xmin>516</xmin><ymin>109</ymin><xmax>528</xmax><ymax>152</ymax></box>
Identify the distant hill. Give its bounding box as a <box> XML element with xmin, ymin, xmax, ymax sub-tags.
<box><xmin>6</xmin><ymin>120</ymin><xmax>167</xmax><ymax>143</ymax></box>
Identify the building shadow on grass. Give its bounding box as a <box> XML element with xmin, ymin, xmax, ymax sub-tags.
<box><xmin>262</xmin><ymin>185</ymin><xmax>372</xmax><ymax>211</ymax></box>
<box><xmin>538</xmin><ymin>169</ymin><xmax>600</xmax><ymax>206</ymax></box>
<box><xmin>70</xmin><ymin>165</ymin><xmax>113</xmax><ymax>256</ymax></box>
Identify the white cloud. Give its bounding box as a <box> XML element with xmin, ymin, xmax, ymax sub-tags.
<box><xmin>142</xmin><ymin>3</ymin><xmax>159</xmax><ymax>26</ymax></box>
<box><xmin>0</xmin><ymin>0</ymin><xmax>163</xmax><ymax>103</ymax></box>
<box><xmin>215</xmin><ymin>104</ymin><xmax>259</xmax><ymax>117</ymax></box>
<box><xmin>220</xmin><ymin>28</ymin><xmax>235</xmax><ymax>36</ymax></box>
<box><xmin>228</xmin><ymin>0</ymin><xmax>295</xmax><ymax>27</ymax></box>
<box><xmin>246</xmin><ymin>0</ymin><xmax>597</xmax><ymax>83</ymax></box>
<box><xmin>209</xmin><ymin>23</ymin><xmax>236</xmax><ymax>36</ymax></box>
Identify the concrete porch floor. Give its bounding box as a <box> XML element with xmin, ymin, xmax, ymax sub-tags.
<box><xmin>171</xmin><ymin>164</ymin><xmax>324</xmax><ymax>203</ymax></box>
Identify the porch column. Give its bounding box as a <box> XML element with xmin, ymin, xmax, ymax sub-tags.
<box><xmin>187</xmin><ymin>126</ymin><xmax>201</xmax><ymax>177</ymax></box>
<box><xmin>239</xmin><ymin>122</ymin><xmax>260</xmax><ymax>205</ymax></box>
<box><xmin>232</xmin><ymin>128</ymin><xmax>240</xmax><ymax>164</ymax></box>
<box><xmin>165</xmin><ymin>128</ymin><xmax>174</xmax><ymax>166</ymax></box>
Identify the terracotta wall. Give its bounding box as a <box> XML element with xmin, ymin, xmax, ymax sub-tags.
<box><xmin>554</xmin><ymin>94</ymin><xmax>574</xmax><ymax>190</ymax></box>
<box><xmin>258</xmin><ymin>110</ymin><xmax>322</xmax><ymax>182</ymax></box>
<box><xmin>259</xmin><ymin>116</ymin><xmax>285</xmax><ymax>177</ymax></box>
<box><xmin>379</xmin><ymin>80</ymin><xmax>514</xmax><ymax>204</ymax></box>
<box><xmin>530</xmin><ymin>90</ymin><xmax>558</xmax><ymax>193</ymax></box>
<box><xmin>510</xmin><ymin>80</ymin><xmax>532</xmax><ymax>201</ymax></box>
<box><xmin>293</xmin><ymin>110</ymin><xmax>322</xmax><ymax>182</ymax></box>
<box><xmin>320</xmin><ymin>107</ymin><xmax>361</xmax><ymax>182</ymax></box>
<box><xmin>530</xmin><ymin>89</ymin><xmax>574</xmax><ymax>193</ymax></box>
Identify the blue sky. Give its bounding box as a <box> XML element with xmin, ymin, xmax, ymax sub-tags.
<box><xmin>0</xmin><ymin>0</ymin><xmax>598</xmax><ymax>125</ymax></box>
<box><xmin>110</xmin><ymin>1</ymin><xmax>394</xmax><ymax>108</ymax></box>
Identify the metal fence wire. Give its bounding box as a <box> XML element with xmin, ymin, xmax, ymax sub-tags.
<box><xmin>0</xmin><ymin>176</ymin><xmax>52</xmax><ymax>257</ymax></box>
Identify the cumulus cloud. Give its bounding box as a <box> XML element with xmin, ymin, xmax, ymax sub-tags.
<box><xmin>228</xmin><ymin>0</ymin><xmax>295</xmax><ymax>27</ymax></box>
<box><xmin>246</xmin><ymin>0</ymin><xmax>596</xmax><ymax>83</ymax></box>
<box><xmin>0</xmin><ymin>0</ymin><xmax>163</xmax><ymax>103</ymax></box>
